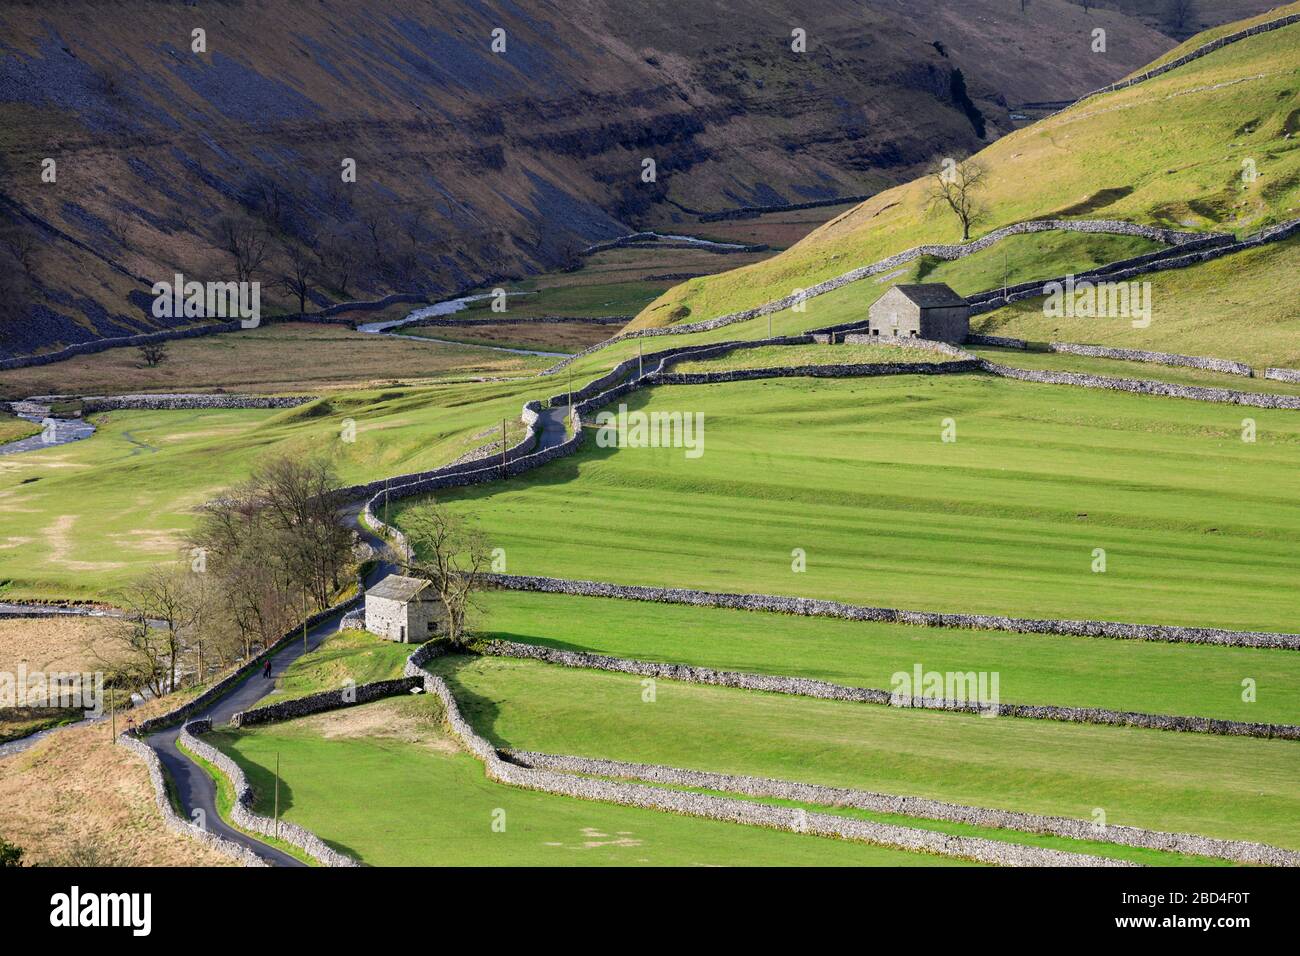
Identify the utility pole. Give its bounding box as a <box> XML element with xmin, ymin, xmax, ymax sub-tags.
<box><xmin>567</xmin><ymin>370</ymin><xmax>573</xmax><ymax>429</ymax></box>
<box><xmin>303</xmin><ymin>591</ymin><xmax>308</xmax><ymax>654</ymax></box>
<box><xmin>638</xmin><ymin>341</ymin><xmax>643</xmax><ymax>378</ymax></box>
<box><xmin>274</xmin><ymin>753</ymin><xmax>281</xmax><ymax>840</ymax></box>
<box><xmin>501</xmin><ymin>418</ymin><xmax>507</xmax><ymax>472</ymax></box>
<box><xmin>1003</xmin><ymin>248</ymin><xmax>1008</xmax><ymax>300</ymax></box>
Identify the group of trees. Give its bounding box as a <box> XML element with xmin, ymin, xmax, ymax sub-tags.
<box><xmin>214</xmin><ymin>170</ymin><xmax>441</xmax><ymax>315</ymax></box>
<box><xmin>95</xmin><ymin>456</ymin><xmax>355</xmax><ymax>695</ymax></box>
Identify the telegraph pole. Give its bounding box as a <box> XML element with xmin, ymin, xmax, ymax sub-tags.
<box><xmin>274</xmin><ymin>753</ymin><xmax>281</xmax><ymax>840</ymax></box>
<box><xmin>501</xmin><ymin>418</ymin><xmax>507</xmax><ymax>472</ymax></box>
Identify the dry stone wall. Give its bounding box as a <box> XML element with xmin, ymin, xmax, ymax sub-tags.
<box><xmin>80</xmin><ymin>393</ymin><xmax>315</xmax><ymax>413</ymax></box>
<box><xmin>981</xmin><ymin>359</ymin><xmax>1300</xmax><ymax>410</ymax></box>
<box><xmin>1265</xmin><ymin>368</ymin><xmax>1300</xmax><ymax>384</ymax></box>
<box><xmin>180</xmin><ymin>721</ymin><xmax>359</xmax><ymax>866</ymax></box>
<box><xmin>116</xmin><ymin>733</ymin><xmax>269</xmax><ymax>867</ymax></box>
<box><xmin>507</xmin><ymin>750</ymin><xmax>1300</xmax><ymax>867</ymax></box>
<box><xmin>484</xmin><ymin>640</ymin><xmax>1299</xmax><ymax>740</ymax></box>
<box><xmin>541</xmin><ymin>220</ymin><xmax>1212</xmax><ymax>376</ymax></box>
<box><xmin>971</xmin><ymin>218</ymin><xmax>1300</xmax><ymax>314</ymax></box>
<box><xmin>229</xmin><ymin>676</ymin><xmax>423</xmax><ymax>728</ymax></box>
<box><xmin>404</xmin><ymin>658</ymin><xmax>1130</xmax><ymax>866</ymax></box>
<box><xmin>1046</xmin><ymin>343</ymin><xmax>1253</xmax><ymax>376</ymax></box>
<box><xmin>653</xmin><ymin>360</ymin><xmax>979</xmax><ymax>385</ymax></box>
<box><xmin>1065</xmin><ymin>13</ymin><xmax>1300</xmax><ymax>109</ymax></box>
<box><xmin>481</xmin><ymin>573</ymin><xmax>1300</xmax><ymax>649</ymax></box>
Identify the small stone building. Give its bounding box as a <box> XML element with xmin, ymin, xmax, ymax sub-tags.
<box><xmin>364</xmin><ymin>574</ymin><xmax>445</xmax><ymax>643</ymax></box>
<box><xmin>866</xmin><ymin>284</ymin><xmax>970</xmax><ymax>343</ymax></box>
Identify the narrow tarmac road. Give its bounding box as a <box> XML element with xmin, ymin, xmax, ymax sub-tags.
<box><xmin>142</xmin><ymin>513</ymin><xmax>396</xmax><ymax>866</ymax></box>
<box><xmin>139</xmin><ymin>404</ymin><xmax>571</xmax><ymax>865</ymax></box>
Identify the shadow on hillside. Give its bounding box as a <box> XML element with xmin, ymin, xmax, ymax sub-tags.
<box><xmin>429</xmin><ymin>652</ymin><xmax>509</xmax><ymax>750</ymax></box>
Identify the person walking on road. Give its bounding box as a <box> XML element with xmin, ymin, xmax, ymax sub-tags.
<box><xmin>263</xmin><ymin>659</ymin><xmax>272</xmax><ymax>679</ymax></box>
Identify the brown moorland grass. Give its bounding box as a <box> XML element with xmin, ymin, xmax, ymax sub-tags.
<box><xmin>0</xmin><ymin>616</ymin><xmax>118</xmax><ymax>675</ymax></box>
<box><xmin>0</xmin><ymin>689</ymin><xmax>234</xmax><ymax>867</ymax></box>
<box><xmin>0</xmin><ymin>323</ymin><xmax>548</xmax><ymax>399</ymax></box>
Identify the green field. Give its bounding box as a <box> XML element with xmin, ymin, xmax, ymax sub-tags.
<box><xmin>973</xmin><ymin>237</ymin><xmax>1300</xmax><ymax>369</ymax></box>
<box><xmin>399</xmin><ymin>375</ymin><xmax>1300</xmax><ymax>632</ymax></box>
<box><xmin>206</xmin><ymin>696</ymin><xmax>967</xmax><ymax>866</ymax></box>
<box><xmin>0</xmin><ymin>378</ymin><xmax>547</xmax><ymax>599</ymax></box>
<box><xmin>638</xmin><ymin>12</ymin><xmax>1300</xmax><ymax>366</ymax></box>
<box><xmin>477</xmin><ymin>590</ymin><xmax>1300</xmax><ymax>725</ymax></box>
<box><xmin>431</xmin><ymin>654</ymin><xmax>1300</xmax><ymax>850</ymax></box>
<box><xmin>673</xmin><ymin>343</ymin><xmax>959</xmax><ymax>373</ymax></box>
<box><xmin>971</xmin><ymin>345</ymin><xmax>1300</xmax><ymax>395</ymax></box>
<box><xmin>257</xmin><ymin>629</ymin><xmax>413</xmax><ymax>707</ymax></box>
<box><xmin>0</xmin><ymin>414</ymin><xmax>40</xmax><ymax>446</ymax></box>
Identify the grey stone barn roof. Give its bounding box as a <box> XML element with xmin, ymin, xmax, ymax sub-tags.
<box><xmin>888</xmin><ymin>284</ymin><xmax>969</xmax><ymax>308</ymax></box>
<box><xmin>366</xmin><ymin>574</ymin><xmax>431</xmax><ymax>603</ymax></box>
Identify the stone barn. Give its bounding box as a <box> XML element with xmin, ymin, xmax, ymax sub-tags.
<box><xmin>866</xmin><ymin>284</ymin><xmax>970</xmax><ymax>343</ymax></box>
<box><xmin>364</xmin><ymin>574</ymin><xmax>445</xmax><ymax>643</ymax></box>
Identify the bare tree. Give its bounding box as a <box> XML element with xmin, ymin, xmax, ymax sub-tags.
<box><xmin>317</xmin><ymin>225</ymin><xmax>358</xmax><ymax>296</ymax></box>
<box><xmin>137</xmin><ymin>341</ymin><xmax>168</xmax><ymax>367</ymax></box>
<box><xmin>400</xmin><ymin>503</ymin><xmax>490</xmax><ymax>646</ymax></box>
<box><xmin>1</xmin><ymin>225</ymin><xmax>38</xmax><ymax>278</ymax></box>
<box><xmin>217</xmin><ymin>216</ymin><xmax>267</xmax><ymax>284</ymax></box>
<box><xmin>188</xmin><ymin>454</ymin><xmax>354</xmax><ymax>653</ymax></box>
<box><xmin>1164</xmin><ymin>0</ymin><xmax>1196</xmax><ymax>33</ymax></box>
<box><xmin>279</xmin><ymin>240</ymin><xmax>315</xmax><ymax>316</ymax></box>
<box><xmin>927</xmin><ymin>158</ymin><xmax>988</xmax><ymax>242</ymax></box>
<box><xmin>115</xmin><ymin>565</ymin><xmax>202</xmax><ymax>693</ymax></box>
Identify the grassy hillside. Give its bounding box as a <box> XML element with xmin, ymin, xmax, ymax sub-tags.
<box><xmin>637</xmin><ymin>9</ymin><xmax>1300</xmax><ymax>353</ymax></box>
<box><xmin>973</xmin><ymin>235</ymin><xmax>1300</xmax><ymax>367</ymax></box>
<box><xmin>400</xmin><ymin>375</ymin><xmax>1300</xmax><ymax>632</ymax></box>
<box><xmin>0</xmin><ymin>0</ymin><xmax>1178</xmax><ymax>360</ymax></box>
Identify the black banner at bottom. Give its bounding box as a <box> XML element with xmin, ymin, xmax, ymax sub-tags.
<box><xmin>1</xmin><ymin>864</ymin><xmax>1291</xmax><ymax>942</ymax></box>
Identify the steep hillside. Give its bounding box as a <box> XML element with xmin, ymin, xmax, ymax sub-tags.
<box><xmin>638</xmin><ymin>5</ymin><xmax>1300</xmax><ymax>349</ymax></box>
<box><xmin>0</xmin><ymin>0</ymin><xmax>1180</xmax><ymax>360</ymax></box>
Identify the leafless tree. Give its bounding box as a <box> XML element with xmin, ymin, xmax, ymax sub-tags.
<box><xmin>137</xmin><ymin>341</ymin><xmax>168</xmax><ymax>367</ymax></box>
<box><xmin>1</xmin><ymin>226</ymin><xmax>38</xmax><ymax>278</ymax></box>
<box><xmin>927</xmin><ymin>158</ymin><xmax>988</xmax><ymax>242</ymax></box>
<box><xmin>1164</xmin><ymin>0</ymin><xmax>1196</xmax><ymax>33</ymax></box>
<box><xmin>317</xmin><ymin>225</ymin><xmax>358</xmax><ymax>296</ymax></box>
<box><xmin>115</xmin><ymin>565</ymin><xmax>202</xmax><ymax>693</ymax></box>
<box><xmin>188</xmin><ymin>454</ymin><xmax>353</xmax><ymax>655</ymax></box>
<box><xmin>279</xmin><ymin>240</ymin><xmax>315</xmax><ymax>316</ymax></box>
<box><xmin>400</xmin><ymin>503</ymin><xmax>490</xmax><ymax>646</ymax></box>
<box><xmin>217</xmin><ymin>216</ymin><xmax>267</xmax><ymax>284</ymax></box>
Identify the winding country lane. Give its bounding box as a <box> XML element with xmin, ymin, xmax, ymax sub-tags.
<box><xmin>138</xmin><ymin>408</ymin><xmax>573</xmax><ymax>865</ymax></box>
